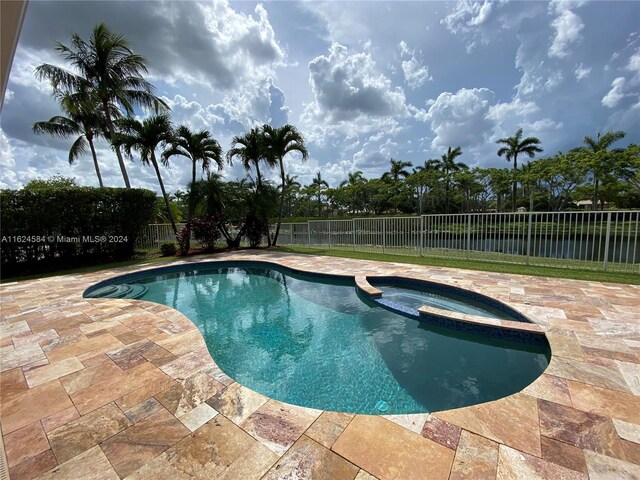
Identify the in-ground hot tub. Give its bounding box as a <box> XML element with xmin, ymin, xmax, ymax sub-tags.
<box><xmin>85</xmin><ymin>261</ymin><xmax>550</xmax><ymax>415</ymax></box>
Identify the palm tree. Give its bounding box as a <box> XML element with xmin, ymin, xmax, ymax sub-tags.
<box><xmin>410</xmin><ymin>160</ymin><xmax>439</xmax><ymax>214</ymax></box>
<box><xmin>582</xmin><ymin>131</ymin><xmax>626</xmax><ymax>210</ymax></box>
<box><xmin>311</xmin><ymin>172</ymin><xmax>329</xmax><ymax>215</ymax></box>
<box><xmin>340</xmin><ymin>170</ymin><xmax>365</xmax><ymax>188</ymax></box>
<box><xmin>35</xmin><ymin>22</ymin><xmax>168</xmax><ymax>188</ymax></box>
<box><xmin>430</xmin><ymin>146</ymin><xmax>468</xmax><ymax>214</ymax></box>
<box><xmin>112</xmin><ymin>115</ymin><xmax>177</xmax><ymax>234</ymax></box>
<box><xmin>261</xmin><ymin>124</ymin><xmax>308</xmax><ymax>246</ymax></box>
<box><xmin>382</xmin><ymin>158</ymin><xmax>413</xmax><ymax>183</ymax></box>
<box><xmin>227</xmin><ymin>128</ymin><xmax>271</xmax><ymax>188</ymax></box>
<box><xmin>496</xmin><ymin>128</ymin><xmax>543</xmax><ymax>211</ymax></box>
<box><xmin>33</xmin><ymin>91</ymin><xmax>108</xmax><ymax>187</ymax></box>
<box><xmin>163</xmin><ymin>125</ymin><xmax>223</xmax><ymax>219</ymax></box>
<box><xmin>282</xmin><ymin>174</ymin><xmax>301</xmax><ymax>217</ymax></box>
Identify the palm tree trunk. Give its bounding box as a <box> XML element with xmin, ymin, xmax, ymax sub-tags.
<box><xmin>255</xmin><ymin>161</ymin><xmax>262</xmax><ymax>188</ymax></box>
<box><xmin>151</xmin><ymin>152</ymin><xmax>178</xmax><ymax>236</ymax></box>
<box><xmin>512</xmin><ymin>155</ymin><xmax>518</xmax><ymax>211</ymax></box>
<box><xmin>272</xmin><ymin>157</ymin><xmax>286</xmax><ymax>246</ymax></box>
<box><xmin>445</xmin><ymin>177</ymin><xmax>450</xmax><ymax>214</ymax></box>
<box><xmin>86</xmin><ymin>135</ymin><xmax>104</xmax><ymax>188</ymax></box>
<box><xmin>102</xmin><ymin>99</ymin><xmax>131</xmax><ymax>189</ymax></box>
<box><xmin>593</xmin><ymin>176</ymin><xmax>599</xmax><ymax>211</ymax></box>
<box><xmin>190</xmin><ymin>159</ymin><xmax>197</xmax><ymax>219</ymax></box>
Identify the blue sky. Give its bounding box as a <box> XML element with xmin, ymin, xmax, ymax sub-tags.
<box><xmin>1</xmin><ymin>0</ymin><xmax>639</xmax><ymax>193</ymax></box>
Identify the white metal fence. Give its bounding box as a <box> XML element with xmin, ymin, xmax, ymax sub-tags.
<box><xmin>136</xmin><ymin>223</ymin><xmax>186</xmax><ymax>249</ymax></box>
<box><xmin>278</xmin><ymin>211</ymin><xmax>640</xmax><ymax>273</ymax></box>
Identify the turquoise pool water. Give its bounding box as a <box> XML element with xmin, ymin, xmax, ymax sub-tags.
<box><xmin>86</xmin><ymin>263</ymin><xmax>550</xmax><ymax>414</ymax></box>
<box><xmin>373</xmin><ymin>283</ymin><xmax>520</xmax><ymax>320</ymax></box>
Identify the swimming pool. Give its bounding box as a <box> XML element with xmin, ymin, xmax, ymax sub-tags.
<box><xmin>85</xmin><ymin>261</ymin><xmax>550</xmax><ymax>414</ymax></box>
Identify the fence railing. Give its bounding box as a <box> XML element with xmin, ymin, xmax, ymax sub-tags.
<box><xmin>278</xmin><ymin>211</ymin><xmax>640</xmax><ymax>273</ymax></box>
<box><xmin>136</xmin><ymin>223</ymin><xmax>186</xmax><ymax>249</ymax></box>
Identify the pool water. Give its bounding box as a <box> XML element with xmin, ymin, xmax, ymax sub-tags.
<box><xmin>374</xmin><ymin>283</ymin><xmax>519</xmax><ymax>320</ymax></box>
<box><xmin>88</xmin><ymin>264</ymin><xmax>550</xmax><ymax>414</ymax></box>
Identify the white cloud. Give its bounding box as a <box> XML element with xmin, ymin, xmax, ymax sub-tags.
<box><xmin>301</xmin><ymin>42</ymin><xmax>409</xmax><ymax>146</ymax></box>
<box><xmin>626</xmin><ymin>48</ymin><xmax>640</xmax><ymax>85</ymax></box>
<box><xmin>398</xmin><ymin>41</ymin><xmax>432</xmax><ymax>89</ymax></box>
<box><xmin>307</xmin><ymin>43</ymin><xmax>408</xmax><ymax>122</ymax></box>
<box><xmin>486</xmin><ymin>98</ymin><xmax>540</xmax><ymax>121</ymax></box>
<box><xmin>426</xmin><ymin>87</ymin><xmax>495</xmax><ymax>149</ymax></box>
<box><xmin>148</xmin><ymin>2</ymin><xmax>285</xmax><ymax>91</ymax></box>
<box><xmin>441</xmin><ymin>0</ymin><xmax>512</xmax><ymax>52</ymax></box>
<box><xmin>574</xmin><ymin>63</ymin><xmax>591</xmax><ymax>81</ymax></box>
<box><xmin>548</xmin><ymin>3</ymin><xmax>584</xmax><ymax>58</ymax></box>
<box><xmin>0</xmin><ymin>129</ymin><xmax>16</xmax><ymax>170</ymax></box>
<box><xmin>442</xmin><ymin>1</ymin><xmax>495</xmax><ymax>35</ymax></box>
<box><xmin>602</xmin><ymin>77</ymin><xmax>627</xmax><ymax>108</ymax></box>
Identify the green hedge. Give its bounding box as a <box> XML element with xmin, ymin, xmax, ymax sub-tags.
<box><xmin>1</xmin><ymin>186</ymin><xmax>156</xmax><ymax>278</ymax></box>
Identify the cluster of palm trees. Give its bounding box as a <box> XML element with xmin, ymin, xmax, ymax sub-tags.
<box><xmin>32</xmin><ymin>23</ymin><xmax>309</xmax><ymax>247</ymax></box>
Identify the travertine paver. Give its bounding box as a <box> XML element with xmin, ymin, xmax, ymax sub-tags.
<box><xmin>0</xmin><ymin>250</ymin><xmax>638</xmax><ymax>479</ymax></box>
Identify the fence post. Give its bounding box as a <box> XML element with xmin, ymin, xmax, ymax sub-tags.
<box><xmin>328</xmin><ymin>221</ymin><xmax>331</xmax><ymax>250</ymax></box>
<box><xmin>526</xmin><ymin>212</ymin><xmax>532</xmax><ymax>265</ymax></box>
<box><xmin>352</xmin><ymin>219</ymin><xmax>356</xmax><ymax>251</ymax></box>
<box><xmin>307</xmin><ymin>222</ymin><xmax>311</xmax><ymax>247</ymax></box>
<box><xmin>382</xmin><ymin>218</ymin><xmax>386</xmax><ymax>254</ymax></box>
<box><xmin>466</xmin><ymin>214</ymin><xmax>471</xmax><ymax>260</ymax></box>
<box><xmin>420</xmin><ymin>216</ymin><xmax>424</xmax><ymax>256</ymax></box>
<box><xmin>603</xmin><ymin>211</ymin><xmax>612</xmax><ymax>272</ymax></box>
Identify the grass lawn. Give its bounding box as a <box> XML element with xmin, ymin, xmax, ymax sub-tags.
<box><xmin>279</xmin><ymin>246</ymin><xmax>640</xmax><ymax>285</ymax></box>
<box><xmin>2</xmin><ymin>245</ymin><xmax>638</xmax><ymax>285</ymax></box>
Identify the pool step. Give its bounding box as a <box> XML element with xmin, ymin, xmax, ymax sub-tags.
<box><xmin>86</xmin><ymin>284</ymin><xmax>147</xmax><ymax>300</ymax></box>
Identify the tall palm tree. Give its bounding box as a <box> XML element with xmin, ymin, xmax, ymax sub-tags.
<box><xmin>35</xmin><ymin>22</ymin><xmax>168</xmax><ymax>188</ymax></box>
<box><xmin>431</xmin><ymin>146</ymin><xmax>468</xmax><ymax>214</ymax></box>
<box><xmin>382</xmin><ymin>158</ymin><xmax>413</xmax><ymax>183</ymax></box>
<box><xmin>112</xmin><ymin>115</ymin><xmax>177</xmax><ymax>234</ymax></box>
<box><xmin>582</xmin><ymin>131</ymin><xmax>626</xmax><ymax>210</ymax></box>
<box><xmin>262</xmin><ymin>124</ymin><xmax>308</xmax><ymax>246</ymax></box>
<box><xmin>496</xmin><ymin>128</ymin><xmax>543</xmax><ymax>211</ymax></box>
<box><xmin>227</xmin><ymin>128</ymin><xmax>271</xmax><ymax>188</ymax></box>
<box><xmin>163</xmin><ymin>125</ymin><xmax>223</xmax><ymax>219</ymax></box>
<box><xmin>33</xmin><ymin>91</ymin><xmax>108</xmax><ymax>187</ymax></box>
<box><xmin>311</xmin><ymin>172</ymin><xmax>329</xmax><ymax>215</ymax></box>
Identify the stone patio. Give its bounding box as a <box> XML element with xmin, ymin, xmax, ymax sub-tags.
<box><xmin>1</xmin><ymin>250</ymin><xmax>639</xmax><ymax>479</ymax></box>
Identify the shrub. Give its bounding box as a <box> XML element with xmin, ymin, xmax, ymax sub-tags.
<box><xmin>0</xmin><ymin>185</ymin><xmax>156</xmax><ymax>278</ymax></box>
<box><xmin>244</xmin><ymin>210</ymin><xmax>268</xmax><ymax>248</ymax></box>
<box><xmin>160</xmin><ymin>242</ymin><xmax>177</xmax><ymax>256</ymax></box>
<box><xmin>176</xmin><ymin>224</ymin><xmax>191</xmax><ymax>256</ymax></box>
<box><xmin>190</xmin><ymin>216</ymin><xmax>220</xmax><ymax>251</ymax></box>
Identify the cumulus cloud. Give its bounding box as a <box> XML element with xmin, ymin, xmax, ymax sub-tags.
<box><xmin>307</xmin><ymin>43</ymin><xmax>408</xmax><ymax>122</ymax></box>
<box><xmin>441</xmin><ymin>0</ymin><xmax>511</xmax><ymax>52</ymax></box>
<box><xmin>486</xmin><ymin>98</ymin><xmax>540</xmax><ymax>121</ymax></box>
<box><xmin>301</xmin><ymin>42</ymin><xmax>410</xmax><ymax>146</ymax></box>
<box><xmin>425</xmin><ymin>88</ymin><xmax>495</xmax><ymax>149</ymax></box>
<box><xmin>626</xmin><ymin>48</ymin><xmax>640</xmax><ymax>85</ymax></box>
<box><xmin>548</xmin><ymin>2</ymin><xmax>584</xmax><ymax>58</ymax></box>
<box><xmin>397</xmin><ymin>41</ymin><xmax>432</xmax><ymax>89</ymax></box>
<box><xmin>602</xmin><ymin>77</ymin><xmax>627</xmax><ymax>108</ymax></box>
